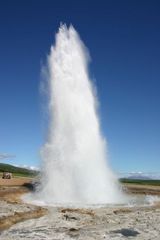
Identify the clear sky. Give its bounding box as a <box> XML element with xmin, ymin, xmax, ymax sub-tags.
<box><xmin>0</xmin><ymin>0</ymin><xmax>160</xmax><ymax>173</ymax></box>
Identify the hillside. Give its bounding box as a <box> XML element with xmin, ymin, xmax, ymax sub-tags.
<box><xmin>0</xmin><ymin>163</ymin><xmax>39</xmax><ymax>177</ymax></box>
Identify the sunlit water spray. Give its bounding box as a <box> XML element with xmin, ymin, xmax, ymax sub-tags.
<box><xmin>28</xmin><ymin>24</ymin><xmax>126</xmax><ymax>205</ymax></box>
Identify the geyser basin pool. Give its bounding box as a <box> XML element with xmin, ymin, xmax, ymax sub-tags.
<box><xmin>24</xmin><ymin>191</ymin><xmax>160</xmax><ymax>208</ymax></box>
<box><xmin>35</xmin><ymin>24</ymin><xmax>126</xmax><ymax>205</ymax></box>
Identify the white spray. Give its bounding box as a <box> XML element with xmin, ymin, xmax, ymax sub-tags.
<box><xmin>39</xmin><ymin>24</ymin><xmax>124</xmax><ymax>204</ymax></box>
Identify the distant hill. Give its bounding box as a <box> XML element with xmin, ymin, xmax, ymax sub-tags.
<box><xmin>127</xmin><ymin>175</ymin><xmax>151</xmax><ymax>180</ymax></box>
<box><xmin>0</xmin><ymin>163</ymin><xmax>39</xmax><ymax>177</ymax></box>
<box><xmin>119</xmin><ymin>172</ymin><xmax>160</xmax><ymax>180</ymax></box>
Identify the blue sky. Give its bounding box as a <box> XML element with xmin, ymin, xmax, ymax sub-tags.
<box><xmin>0</xmin><ymin>0</ymin><xmax>160</xmax><ymax>172</ymax></box>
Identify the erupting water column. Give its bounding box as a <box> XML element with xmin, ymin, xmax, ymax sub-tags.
<box><xmin>40</xmin><ymin>24</ymin><xmax>123</xmax><ymax>204</ymax></box>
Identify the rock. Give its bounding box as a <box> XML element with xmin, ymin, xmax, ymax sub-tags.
<box><xmin>111</xmin><ymin>228</ymin><xmax>140</xmax><ymax>237</ymax></box>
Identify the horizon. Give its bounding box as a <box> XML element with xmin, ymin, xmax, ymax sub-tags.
<box><xmin>0</xmin><ymin>0</ymin><xmax>160</xmax><ymax>173</ymax></box>
<box><xmin>1</xmin><ymin>162</ymin><xmax>160</xmax><ymax>181</ymax></box>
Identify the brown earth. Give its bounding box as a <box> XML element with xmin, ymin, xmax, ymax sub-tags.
<box><xmin>123</xmin><ymin>183</ymin><xmax>160</xmax><ymax>195</ymax></box>
<box><xmin>0</xmin><ymin>177</ymin><xmax>32</xmax><ymax>187</ymax></box>
<box><xmin>1</xmin><ymin>176</ymin><xmax>160</xmax><ymax>194</ymax></box>
<box><xmin>0</xmin><ymin>178</ymin><xmax>48</xmax><ymax>231</ymax></box>
<box><xmin>0</xmin><ymin>177</ymin><xmax>160</xmax><ymax>233</ymax></box>
<box><xmin>0</xmin><ymin>207</ymin><xmax>47</xmax><ymax>231</ymax></box>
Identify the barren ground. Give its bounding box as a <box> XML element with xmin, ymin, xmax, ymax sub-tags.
<box><xmin>0</xmin><ymin>177</ymin><xmax>160</xmax><ymax>240</ymax></box>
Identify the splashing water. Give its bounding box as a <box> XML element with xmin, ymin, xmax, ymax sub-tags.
<box><xmin>37</xmin><ymin>24</ymin><xmax>124</xmax><ymax>205</ymax></box>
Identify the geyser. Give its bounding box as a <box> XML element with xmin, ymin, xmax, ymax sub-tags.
<box><xmin>39</xmin><ymin>24</ymin><xmax>124</xmax><ymax>204</ymax></box>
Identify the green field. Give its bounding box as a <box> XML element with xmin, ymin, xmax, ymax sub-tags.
<box><xmin>0</xmin><ymin>163</ymin><xmax>39</xmax><ymax>178</ymax></box>
<box><xmin>120</xmin><ymin>178</ymin><xmax>160</xmax><ymax>186</ymax></box>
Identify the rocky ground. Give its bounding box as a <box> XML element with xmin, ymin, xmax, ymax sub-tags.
<box><xmin>0</xmin><ymin>178</ymin><xmax>160</xmax><ymax>240</ymax></box>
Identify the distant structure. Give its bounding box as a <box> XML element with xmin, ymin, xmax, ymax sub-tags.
<box><xmin>2</xmin><ymin>172</ymin><xmax>12</xmax><ymax>179</ymax></box>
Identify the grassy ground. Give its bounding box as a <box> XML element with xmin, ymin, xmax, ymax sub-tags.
<box><xmin>120</xmin><ymin>178</ymin><xmax>160</xmax><ymax>186</ymax></box>
<box><xmin>0</xmin><ymin>163</ymin><xmax>38</xmax><ymax>178</ymax></box>
<box><xmin>0</xmin><ymin>172</ymin><xmax>36</xmax><ymax>178</ymax></box>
